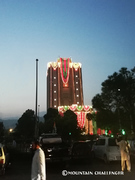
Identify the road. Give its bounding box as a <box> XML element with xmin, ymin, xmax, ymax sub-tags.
<box><xmin>2</xmin><ymin>153</ymin><xmax>135</xmax><ymax>180</ymax></box>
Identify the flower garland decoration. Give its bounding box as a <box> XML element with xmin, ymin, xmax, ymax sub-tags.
<box><xmin>69</xmin><ymin>104</ymin><xmax>77</xmax><ymax>111</ymax></box>
<box><xmin>64</xmin><ymin>106</ymin><xmax>69</xmax><ymax>111</ymax></box>
<box><xmin>75</xmin><ymin>112</ymin><xmax>85</xmax><ymax>128</ymax></box>
<box><xmin>77</xmin><ymin>105</ymin><xmax>83</xmax><ymax>111</ymax></box>
<box><xmin>58</xmin><ymin>106</ymin><xmax>64</xmax><ymax>112</ymax></box>
<box><xmin>60</xmin><ymin>58</ymin><xmax>70</xmax><ymax>84</ymax></box>
<box><xmin>83</xmin><ymin>105</ymin><xmax>90</xmax><ymax>111</ymax></box>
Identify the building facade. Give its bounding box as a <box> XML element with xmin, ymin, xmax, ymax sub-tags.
<box><xmin>47</xmin><ymin>58</ymin><xmax>97</xmax><ymax>134</ymax></box>
<box><xmin>47</xmin><ymin>58</ymin><xmax>84</xmax><ymax>110</ymax></box>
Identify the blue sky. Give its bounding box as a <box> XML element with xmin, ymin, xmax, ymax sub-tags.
<box><xmin>0</xmin><ymin>0</ymin><xmax>135</xmax><ymax>119</ymax></box>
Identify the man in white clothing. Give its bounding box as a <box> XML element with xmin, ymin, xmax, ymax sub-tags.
<box><xmin>31</xmin><ymin>140</ymin><xmax>46</xmax><ymax>180</ymax></box>
<box><xmin>116</xmin><ymin>136</ymin><xmax>131</xmax><ymax>172</ymax></box>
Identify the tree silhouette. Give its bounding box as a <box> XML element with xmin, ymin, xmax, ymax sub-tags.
<box><xmin>15</xmin><ymin>109</ymin><xmax>35</xmax><ymax>140</ymax></box>
<box><xmin>0</xmin><ymin>122</ymin><xmax>4</xmax><ymax>142</ymax></box>
<box><xmin>92</xmin><ymin>67</ymin><xmax>135</xmax><ymax>135</ymax></box>
<box><xmin>60</xmin><ymin>110</ymin><xmax>81</xmax><ymax>140</ymax></box>
<box><xmin>43</xmin><ymin>108</ymin><xmax>60</xmax><ymax>133</ymax></box>
<box><xmin>43</xmin><ymin>109</ymin><xmax>82</xmax><ymax>140</ymax></box>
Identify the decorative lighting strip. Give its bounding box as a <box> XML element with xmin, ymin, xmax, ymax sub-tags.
<box><xmin>83</xmin><ymin>105</ymin><xmax>90</xmax><ymax>111</ymax></box>
<box><xmin>58</xmin><ymin>105</ymin><xmax>95</xmax><ymax>113</ymax></box>
<box><xmin>69</xmin><ymin>104</ymin><xmax>78</xmax><ymax>111</ymax></box>
<box><xmin>75</xmin><ymin>112</ymin><xmax>86</xmax><ymax>128</ymax></box>
<box><xmin>77</xmin><ymin>105</ymin><xmax>83</xmax><ymax>111</ymax></box>
<box><xmin>64</xmin><ymin>106</ymin><xmax>69</xmax><ymax>111</ymax></box>
<box><xmin>73</xmin><ymin>63</ymin><xmax>81</xmax><ymax>70</ymax></box>
<box><xmin>52</xmin><ymin>62</ymin><xmax>58</xmax><ymax>70</ymax></box>
<box><xmin>58</xmin><ymin>105</ymin><xmax>96</xmax><ymax>129</ymax></box>
<box><xmin>60</xmin><ymin>58</ymin><xmax>70</xmax><ymax>84</ymax></box>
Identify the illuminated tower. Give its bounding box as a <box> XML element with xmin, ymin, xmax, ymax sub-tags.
<box><xmin>47</xmin><ymin>58</ymin><xmax>84</xmax><ymax>110</ymax></box>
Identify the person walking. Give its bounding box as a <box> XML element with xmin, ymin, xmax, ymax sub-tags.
<box><xmin>31</xmin><ymin>140</ymin><xmax>46</xmax><ymax>180</ymax></box>
<box><xmin>116</xmin><ymin>136</ymin><xmax>131</xmax><ymax>172</ymax></box>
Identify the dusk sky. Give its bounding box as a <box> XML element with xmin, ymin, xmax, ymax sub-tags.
<box><xmin>0</xmin><ymin>0</ymin><xmax>135</xmax><ymax>119</ymax></box>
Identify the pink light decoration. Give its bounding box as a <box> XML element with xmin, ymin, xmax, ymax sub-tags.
<box><xmin>58</xmin><ymin>106</ymin><xmax>64</xmax><ymax>112</ymax></box>
<box><xmin>69</xmin><ymin>104</ymin><xmax>77</xmax><ymax>111</ymax></box>
<box><xmin>64</xmin><ymin>59</ymin><xmax>66</xmax><ymax>72</ymax></box>
<box><xmin>83</xmin><ymin>105</ymin><xmax>90</xmax><ymax>111</ymax></box>
<box><xmin>97</xmin><ymin>128</ymin><xmax>101</xmax><ymax>135</ymax></box>
<box><xmin>108</xmin><ymin>130</ymin><xmax>112</xmax><ymax>134</ymax></box>
<box><xmin>75</xmin><ymin>112</ymin><xmax>85</xmax><ymax>129</ymax></box>
<box><xmin>59</xmin><ymin>111</ymin><xmax>64</xmax><ymax>117</ymax></box>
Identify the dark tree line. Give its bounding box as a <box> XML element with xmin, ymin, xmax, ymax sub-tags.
<box><xmin>14</xmin><ymin>108</ymin><xmax>82</xmax><ymax>141</ymax></box>
<box><xmin>43</xmin><ymin>108</ymin><xmax>82</xmax><ymax>140</ymax></box>
<box><xmin>0</xmin><ymin>122</ymin><xmax>4</xmax><ymax>142</ymax></box>
<box><xmin>92</xmin><ymin>67</ymin><xmax>135</xmax><ymax>136</ymax></box>
<box><xmin>15</xmin><ymin>109</ymin><xmax>35</xmax><ymax>141</ymax></box>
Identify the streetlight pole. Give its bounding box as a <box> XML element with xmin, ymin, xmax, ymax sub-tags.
<box><xmin>35</xmin><ymin>59</ymin><xmax>39</xmax><ymax>138</ymax></box>
<box><xmin>38</xmin><ymin>105</ymin><xmax>40</xmax><ymax>120</ymax></box>
<box><xmin>117</xmin><ymin>88</ymin><xmax>122</xmax><ymax>131</ymax></box>
<box><xmin>37</xmin><ymin>105</ymin><xmax>40</xmax><ymax>135</ymax></box>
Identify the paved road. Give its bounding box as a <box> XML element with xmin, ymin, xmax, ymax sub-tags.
<box><xmin>2</xmin><ymin>153</ymin><xmax>135</xmax><ymax>180</ymax></box>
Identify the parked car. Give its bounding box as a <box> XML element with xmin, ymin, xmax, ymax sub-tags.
<box><xmin>70</xmin><ymin>140</ymin><xmax>94</xmax><ymax>160</ymax></box>
<box><xmin>92</xmin><ymin>136</ymin><xmax>121</xmax><ymax>163</ymax></box>
<box><xmin>0</xmin><ymin>143</ymin><xmax>10</xmax><ymax>175</ymax></box>
<box><xmin>40</xmin><ymin>134</ymin><xmax>70</xmax><ymax>162</ymax></box>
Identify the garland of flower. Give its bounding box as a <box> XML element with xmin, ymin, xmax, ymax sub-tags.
<box><xmin>77</xmin><ymin>105</ymin><xmax>83</xmax><ymax>111</ymax></box>
<box><xmin>58</xmin><ymin>105</ymin><xmax>96</xmax><ymax>129</ymax></box>
<box><xmin>64</xmin><ymin>106</ymin><xmax>69</xmax><ymax>111</ymax></box>
<box><xmin>58</xmin><ymin>106</ymin><xmax>64</xmax><ymax>112</ymax></box>
<box><xmin>63</xmin><ymin>60</ymin><xmax>68</xmax><ymax>78</ymax></box>
<box><xmin>69</xmin><ymin>104</ymin><xmax>77</xmax><ymax>111</ymax></box>
<box><xmin>60</xmin><ymin>58</ymin><xmax>70</xmax><ymax>84</ymax></box>
<box><xmin>75</xmin><ymin>112</ymin><xmax>85</xmax><ymax>128</ymax></box>
<box><xmin>83</xmin><ymin>105</ymin><xmax>90</xmax><ymax>111</ymax></box>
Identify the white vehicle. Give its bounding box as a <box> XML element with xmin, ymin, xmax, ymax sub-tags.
<box><xmin>0</xmin><ymin>143</ymin><xmax>10</xmax><ymax>175</ymax></box>
<box><xmin>92</xmin><ymin>136</ymin><xmax>121</xmax><ymax>163</ymax></box>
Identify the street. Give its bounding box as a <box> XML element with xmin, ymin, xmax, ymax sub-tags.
<box><xmin>2</xmin><ymin>153</ymin><xmax>135</xmax><ymax>180</ymax></box>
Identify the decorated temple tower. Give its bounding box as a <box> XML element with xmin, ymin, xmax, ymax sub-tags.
<box><xmin>47</xmin><ymin>58</ymin><xmax>97</xmax><ymax>134</ymax></box>
<box><xmin>47</xmin><ymin>58</ymin><xmax>84</xmax><ymax>109</ymax></box>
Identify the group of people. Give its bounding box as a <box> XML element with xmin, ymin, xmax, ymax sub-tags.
<box><xmin>30</xmin><ymin>135</ymin><xmax>132</xmax><ymax>180</ymax></box>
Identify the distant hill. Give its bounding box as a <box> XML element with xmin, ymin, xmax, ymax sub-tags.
<box><xmin>0</xmin><ymin>119</ymin><xmax>18</xmax><ymax>129</ymax></box>
<box><xmin>40</xmin><ymin>111</ymin><xmax>46</xmax><ymax>117</ymax></box>
<box><xmin>0</xmin><ymin>115</ymin><xmax>44</xmax><ymax>129</ymax></box>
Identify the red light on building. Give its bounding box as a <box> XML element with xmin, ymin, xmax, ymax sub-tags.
<box><xmin>108</xmin><ymin>130</ymin><xmax>112</xmax><ymax>134</ymax></box>
<box><xmin>64</xmin><ymin>83</ymin><xmax>68</xmax><ymax>87</ymax></box>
